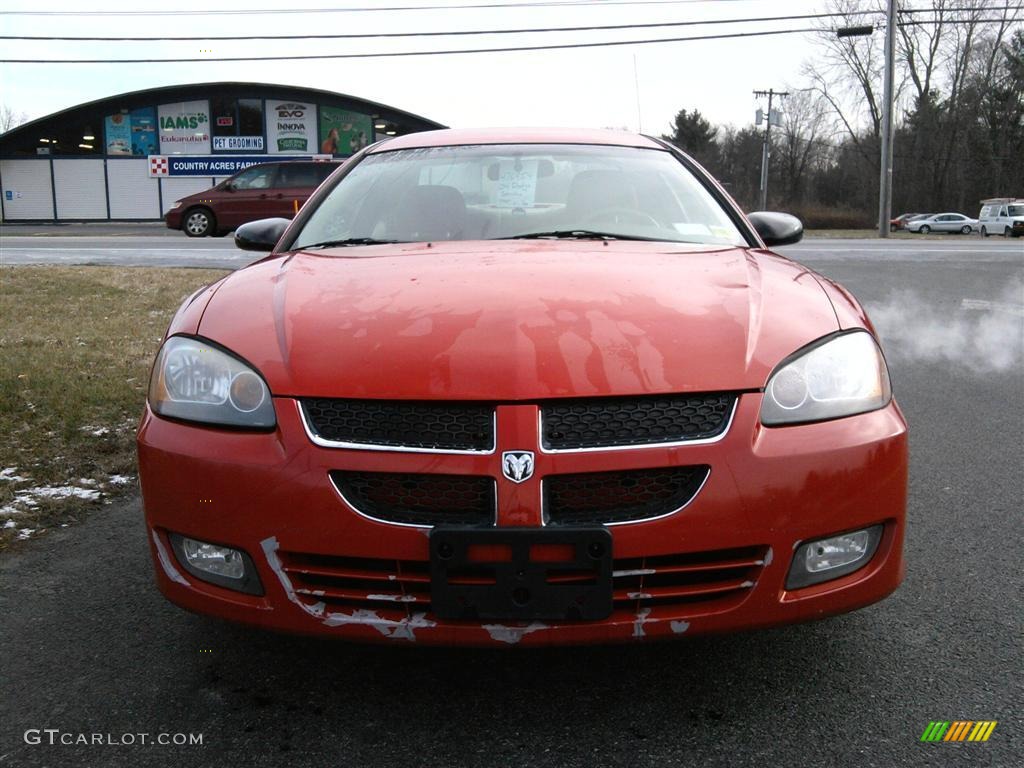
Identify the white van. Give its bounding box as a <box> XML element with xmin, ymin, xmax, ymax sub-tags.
<box><xmin>978</xmin><ymin>198</ymin><xmax>1024</xmax><ymax>238</ymax></box>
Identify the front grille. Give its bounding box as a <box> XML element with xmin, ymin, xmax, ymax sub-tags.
<box><xmin>552</xmin><ymin>545</ymin><xmax>767</xmax><ymax>609</ymax></box>
<box><xmin>541</xmin><ymin>393</ymin><xmax>736</xmax><ymax>450</ymax></box>
<box><xmin>331</xmin><ymin>471</ymin><xmax>495</xmax><ymax>526</ymax></box>
<box><xmin>279</xmin><ymin>551</ymin><xmax>431</xmax><ymax>620</ymax></box>
<box><xmin>302</xmin><ymin>399</ymin><xmax>494</xmax><ymax>452</ymax></box>
<box><xmin>543</xmin><ymin>466</ymin><xmax>709</xmax><ymax>525</ymax></box>
<box><xmin>279</xmin><ymin>544</ymin><xmax>768</xmax><ymax>619</ymax></box>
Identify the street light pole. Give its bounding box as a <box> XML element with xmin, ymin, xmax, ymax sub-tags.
<box><xmin>877</xmin><ymin>0</ymin><xmax>897</xmax><ymax>237</ymax></box>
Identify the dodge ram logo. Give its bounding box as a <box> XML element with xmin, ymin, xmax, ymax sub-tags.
<box><xmin>501</xmin><ymin>451</ymin><xmax>535</xmax><ymax>483</ymax></box>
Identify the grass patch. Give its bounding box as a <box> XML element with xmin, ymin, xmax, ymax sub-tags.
<box><xmin>0</xmin><ymin>265</ymin><xmax>229</xmax><ymax>549</ymax></box>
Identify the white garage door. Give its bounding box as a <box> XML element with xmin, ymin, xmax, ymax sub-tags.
<box><xmin>0</xmin><ymin>160</ymin><xmax>55</xmax><ymax>220</ymax></box>
<box><xmin>107</xmin><ymin>159</ymin><xmax>160</xmax><ymax>219</ymax></box>
<box><xmin>53</xmin><ymin>159</ymin><xmax>108</xmax><ymax>219</ymax></box>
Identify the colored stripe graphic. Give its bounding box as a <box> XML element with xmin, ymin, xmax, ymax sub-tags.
<box><xmin>945</xmin><ymin>721</ymin><xmax>966</xmax><ymax>741</ymax></box>
<box><xmin>921</xmin><ymin>722</ymin><xmax>949</xmax><ymax>742</ymax></box>
<box><xmin>923</xmin><ymin>721</ymin><xmax>997</xmax><ymax>742</ymax></box>
<box><xmin>972</xmin><ymin>722</ymin><xmax>997</xmax><ymax>742</ymax></box>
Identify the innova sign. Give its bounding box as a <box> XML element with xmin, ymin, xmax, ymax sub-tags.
<box><xmin>266</xmin><ymin>102</ymin><xmax>317</xmax><ymax>154</ymax></box>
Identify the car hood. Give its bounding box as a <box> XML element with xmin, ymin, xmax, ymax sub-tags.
<box><xmin>198</xmin><ymin>241</ymin><xmax>840</xmax><ymax>399</ymax></box>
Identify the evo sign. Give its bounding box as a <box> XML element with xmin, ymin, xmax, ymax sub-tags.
<box><xmin>148</xmin><ymin>155</ymin><xmax>309</xmax><ymax>177</ymax></box>
<box><xmin>266</xmin><ymin>101</ymin><xmax>317</xmax><ymax>154</ymax></box>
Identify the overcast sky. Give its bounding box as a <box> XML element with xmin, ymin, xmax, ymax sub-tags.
<box><xmin>0</xmin><ymin>0</ymin><xmax>841</xmax><ymax>134</ymax></box>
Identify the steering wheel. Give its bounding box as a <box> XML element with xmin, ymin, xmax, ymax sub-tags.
<box><xmin>583</xmin><ymin>207</ymin><xmax>660</xmax><ymax>229</ymax></box>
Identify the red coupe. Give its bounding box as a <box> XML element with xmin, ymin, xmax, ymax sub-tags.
<box><xmin>138</xmin><ymin>128</ymin><xmax>907</xmax><ymax>645</ymax></box>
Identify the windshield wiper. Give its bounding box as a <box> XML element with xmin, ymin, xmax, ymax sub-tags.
<box><xmin>499</xmin><ymin>230</ymin><xmax>663</xmax><ymax>242</ymax></box>
<box><xmin>299</xmin><ymin>238</ymin><xmax>403</xmax><ymax>249</ymax></box>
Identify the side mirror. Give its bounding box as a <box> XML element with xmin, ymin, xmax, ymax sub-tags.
<box><xmin>748</xmin><ymin>211</ymin><xmax>804</xmax><ymax>247</ymax></box>
<box><xmin>234</xmin><ymin>218</ymin><xmax>291</xmax><ymax>252</ymax></box>
<box><xmin>223</xmin><ymin>182</ymin><xmax>236</xmax><ymax>192</ymax></box>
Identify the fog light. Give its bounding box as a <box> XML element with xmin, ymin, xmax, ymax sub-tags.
<box><xmin>182</xmin><ymin>537</ymin><xmax>245</xmax><ymax>579</ymax></box>
<box><xmin>167</xmin><ymin>533</ymin><xmax>263</xmax><ymax>595</ymax></box>
<box><xmin>786</xmin><ymin>525</ymin><xmax>882</xmax><ymax>589</ymax></box>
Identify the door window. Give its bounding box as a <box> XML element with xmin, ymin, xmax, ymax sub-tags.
<box><xmin>231</xmin><ymin>165</ymin><xmax>277</xmax><ymax>190</ymax></box>
<box><xmin>275</xmin><ymin>163</ymin><xmax>320</xmax><ymax>188</ymax></box>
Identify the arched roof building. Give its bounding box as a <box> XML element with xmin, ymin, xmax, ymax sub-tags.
<box><xmin>0</xmin><ymin>81</ymin><xmax>444</xmax><ymax>221</ymax></box>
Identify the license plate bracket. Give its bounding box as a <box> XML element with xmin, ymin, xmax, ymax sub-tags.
<box><xmin>429</xmin><ymin>527</ymin><xmax>612</xmax><ymax>621</ymax></box>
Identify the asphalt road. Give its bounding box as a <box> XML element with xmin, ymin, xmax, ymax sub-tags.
<box><xmin>1</xmin><ymin>223</ymin><xmax>1022</xmax><ymax>269</ymax></box>
<box><xmin>1</xmin><ymin>233</ymin><xmax>1022</xmax><ymax>768</ymax></box>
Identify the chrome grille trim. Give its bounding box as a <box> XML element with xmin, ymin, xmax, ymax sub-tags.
<box><xmin>537</xmin><ymin>397</ymin><xmax>738</xmax><ymax>454</ymax></box>
<box><xmin>329</xmin><ymin>471</ymin><xmax>499</xmax><ymax>529</ymax></box>
<box><xmin>540</xmin><ymin>469</ymin><xmax>711</xmax><ymax>527</ymax></box>
<box><xmin>297</xmin><ymin>400</ymin><xmax>497</xmax><ymax>455</ymax></box>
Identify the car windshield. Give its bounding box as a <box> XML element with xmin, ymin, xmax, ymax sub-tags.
<box><xmin>291</xmin><ymin>144</ymin><xmax>747</xmax><ymax>249</ymax></box>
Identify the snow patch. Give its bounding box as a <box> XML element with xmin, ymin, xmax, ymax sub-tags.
<box><xmin>108</xmin><ymin>474</ymin><xmax>134</xmax><ymax>486</ymax></box>
<box><xmin>0</xmin><ymin>468</ymin><xmax>29</xmax><ymax>483</ymax></box>
<box><xmin>16</xmin><ymin>528</ymin><xmax>35</xmax><ymax>540</ymax></box>
<box><xmin>17</xmin><ymin>486</ymin><xmax>101</xmax><ymax>502</ymax></box>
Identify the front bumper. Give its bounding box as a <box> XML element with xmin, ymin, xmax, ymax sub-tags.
<box><xmin>138</xmin><ymin>394</ymin><xmax>907</xmax><ymax>645</ymax></box>
<box><xmin>164</xmin><ymin>207</ymin><xmax>182</xmax><ymax>230</ymax></box>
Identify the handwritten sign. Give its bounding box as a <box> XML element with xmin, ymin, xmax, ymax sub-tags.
<box><xmin>495</xmin><ymin>160</ymin><xmax>538</xmax><ymax>208</ymax></box>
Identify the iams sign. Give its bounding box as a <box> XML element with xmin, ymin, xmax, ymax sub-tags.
<box><xmin>160</xmin><ymin>114</ymin><xmax>208</xmax><ymax>130</ymax></box>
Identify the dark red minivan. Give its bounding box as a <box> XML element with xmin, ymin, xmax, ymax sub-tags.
<box><xmin>165</xmin><ymin>160</ymin><xmax>339</xmax><ymax>237</ymax></box>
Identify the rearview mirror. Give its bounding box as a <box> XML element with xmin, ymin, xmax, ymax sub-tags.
<box><xmin>234</xmin><ymin>218</ymin><xmax>291</xmax><ymax>252</ymax></box>
<box><xmin>747</xmin><ymin>211</ymin><xmax>804</xmax><ymax>247</ymax></box>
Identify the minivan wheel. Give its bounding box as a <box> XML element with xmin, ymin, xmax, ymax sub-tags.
<box><xmin>981</xmin><ymin>226</ymin><xmax>989</xmax><ymax>237</ymax></box>
<box><xmin>918</xmin><ymin>224</ymin><xmax>930</xmax><ymax>234</ymax></box>
<box><xmin>960</xmin><ymin>225</ymin><xmax>972</xmax><ymax>234</ymax></box>
<box><xmin>183</xmin><ymin>208</ymin><xmax>215</xmax><ymax>237</ymax></box>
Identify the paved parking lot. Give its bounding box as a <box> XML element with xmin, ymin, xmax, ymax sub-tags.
<box><xmin>1</xmin><ymin>233</ymin><xmax>1021</xmax><ymax>767</ymax></box>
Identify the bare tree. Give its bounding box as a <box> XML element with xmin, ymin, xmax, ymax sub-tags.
<box><xmin>805</xmin><ymin>0</ymin><xmax>887</xmax><ymax>151</ymax></box>
<box><xmin>1</xmin><ymin>104</ymin><xmax>28</xmax><ymax>133</ymax></box>
<box><xmin>775</xmin><ymin>89</ymin><xmax>834</xmax><ymax>204</ymax></box>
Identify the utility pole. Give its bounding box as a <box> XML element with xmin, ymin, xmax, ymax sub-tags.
<box><xmin>877</xmin><ymin>0</ymin><xmax>897</xmax><ymax>237</ymax></box>
<box><xmin>754</xmin><ymin>88</ymin><xmax>788</xmax><ymax>210</ymax></box>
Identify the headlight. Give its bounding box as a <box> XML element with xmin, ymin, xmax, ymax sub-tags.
<box><xmin>169</xmin><ymin>201</ymin><xmax>182</xmax><ymax>210</ymax></box>
<box><xmin>761</xmin><ymin>331</ymin><xmax>891</xmax><ymax>426</ymax></box>
<box><xmin>148</xmin><ymin>336</ymin><xmax>276</xmax><ymax>428</ymax></box>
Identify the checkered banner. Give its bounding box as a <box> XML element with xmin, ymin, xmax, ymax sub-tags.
<box><xmin>148</xmin><ymin>155</ymin><xmax>169</xmax><ymax>177</ymax></box>
<box><xmin>146</xmin><ymin>154</ymin><xmax>311</xmax><ymax>177</ymax></box>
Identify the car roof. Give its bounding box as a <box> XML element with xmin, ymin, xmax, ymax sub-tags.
<box><xmin>368</xmin><ymin>127</ymin><xmax>666</xmax><ymax>153</ymax></box>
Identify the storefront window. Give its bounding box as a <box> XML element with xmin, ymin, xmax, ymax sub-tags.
<box><xmin>211</xmin><ymin>97</ymin><xmax>265</xmax><ymax>152</ymax></box>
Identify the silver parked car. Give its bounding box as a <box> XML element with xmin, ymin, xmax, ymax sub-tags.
<box><xmin>905</xmin><ymin>212</ymin><xmax>978</xmax><ymax>234</ymax></box>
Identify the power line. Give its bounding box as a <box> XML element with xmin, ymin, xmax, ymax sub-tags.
<box><xmin>0</xmin><ymin>11</ymin><xmax>883</xmax><ymax>42</ymax></box>
<box><xmin>0</xmin><ymin>27</ymin><xmax>824</xmax><ymax>64</ymax></box>
<box><xmin>3</xmin><ymin>16</ymin><xmax>1016</xmax><ymax>63</ymax></box>
<box><xmin>0</xmin><ymin>0</ymin><xmax>772</xmax><ymax>17</ymax></box>
<box><xmin>0</xmin><ymin>1</ymin><xmax>1014</xmax><ymax>18</ymax></box>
